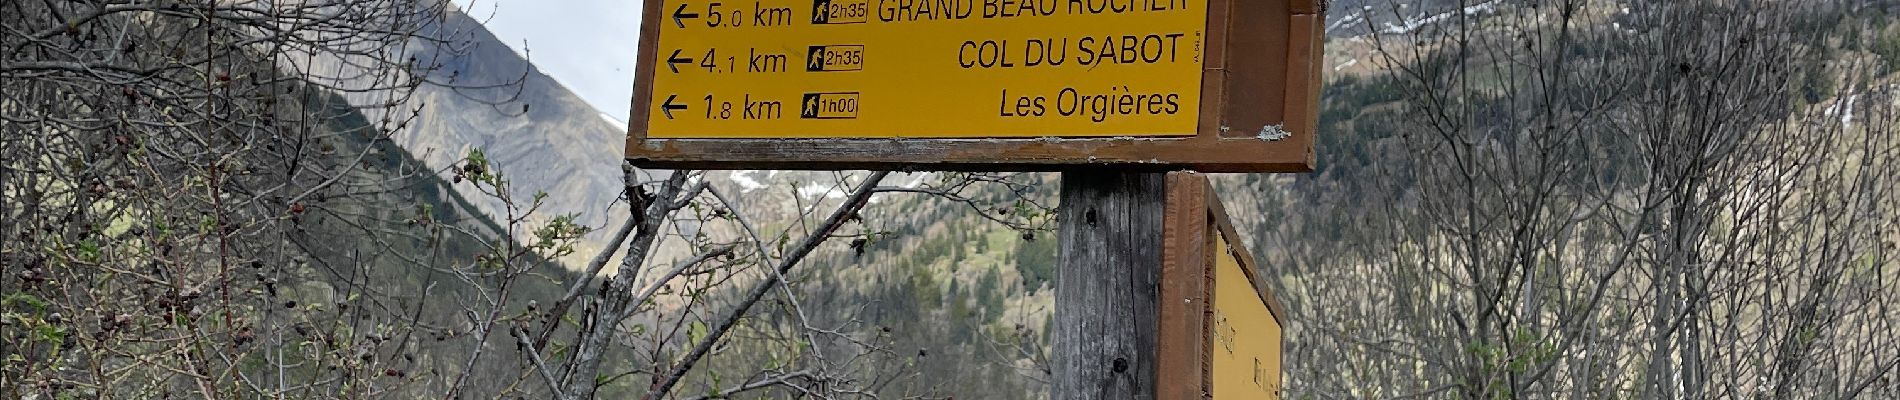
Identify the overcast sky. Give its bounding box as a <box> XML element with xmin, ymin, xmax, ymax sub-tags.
<box><xmin>453</xmin><ymin>0</ymin><xmax>642</xmax><ymax>122</ymax></box>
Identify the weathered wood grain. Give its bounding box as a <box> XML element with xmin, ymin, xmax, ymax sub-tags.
<box><xmin>623</xmin><ymin>135</ymin><xmax>1312</xmax><ymax>173</ymax></box>
<box><xmin>1054</xmin><ymin>172</ymin><xmax>1166</xmax><ymax>400</ymax></box>
<box><xmin>1158</xmin><ymin>172</ymin><xmax>1211</xmax><ymax>400</ymax></box>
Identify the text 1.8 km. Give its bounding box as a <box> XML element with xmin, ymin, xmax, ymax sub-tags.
<box><xmin>703</xmin><ymin>94</ymin><xmax>784</xmax><ymax>120</ymax></box>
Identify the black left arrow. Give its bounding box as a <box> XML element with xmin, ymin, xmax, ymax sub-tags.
<box><xmin>673</xmin><ymin>4</ymin><xmax>699</xmax><ymax>28</ymax></box>
<box><xmin>660</xmin><ymin>95</ymin><xmax>687</xmax><ymax>119</ymax></box>
<box><xmin>667</xmin><ymin>49</ymin><xmax>693</xmax><ymax>73</ymax></box>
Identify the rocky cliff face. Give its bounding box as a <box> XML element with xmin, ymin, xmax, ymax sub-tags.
<box><xmin>329</xmin><ymin>8</ymin><xmax>633</xmax><ymax>264</ymax></box>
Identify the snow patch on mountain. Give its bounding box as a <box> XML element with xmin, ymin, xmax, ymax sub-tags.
<box><xmin>730</xmin><ymin>170</ymin><xmax>769</xmax><ymax>193</ymax></box>
<box><xmin>1381</xmin><ymin>0</ymin><xmax>1502</xmax><ymax>34</ymax></box>
<box><xmin>598</xmin><ymin>112</ymin><xmax>628</xmax><ymax>131</ymax></box>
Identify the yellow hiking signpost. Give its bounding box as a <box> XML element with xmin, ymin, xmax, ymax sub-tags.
<box><xmin>647</xmin><ymin>0</ymin><xmax>1209</xmax><ymax>138</ymax></box>
<box><xmin>624</xmin><ymin>0</ymin><xmax>1319</xmax><ymax>396</ymax></box>
<box><xmin>628</xmin><ymin>0</ymin><xmax>1323</xmax><ymax>171</ymax></box>
<box><xmin>1211</xmin><ymin>234</ymin><xmax>1282</xmax><ymax>399</ymax></box>
<box><xmin>1158</xmin><ymin>172</ymin><xmax>1287</xmax><ymax>400</ymax></box>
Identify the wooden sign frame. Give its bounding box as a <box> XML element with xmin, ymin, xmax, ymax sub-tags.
<box><xmin>1158</xmin><ymin>172</ymin><xmax>1287</xmax><ymax>398</ymax></box>
<box><xmin>625</xmin><ymin>0</ymin><xmax>1324</xmax><ymax>172</ymax></box>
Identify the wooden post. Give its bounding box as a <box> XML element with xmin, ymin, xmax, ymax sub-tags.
<box><xmin>1054</xmin><ymin>172</ymin><xmax>1166</xmax><ymax>400</ymax></box>
<box><xmin>1157</xmin><ymin>172</ymin><xmax>1211</xmax><ymax>400</ymax></box>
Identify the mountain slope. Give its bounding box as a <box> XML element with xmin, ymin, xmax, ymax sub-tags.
<box><xmin>335</xmin><ymin>8</ymin><xmax>633</xmax><ymax>264</ymax></box>
<box><xmin>277</xmin><ymin>88</ymin><xmax>580</xmax><ymax>397</ymax></box>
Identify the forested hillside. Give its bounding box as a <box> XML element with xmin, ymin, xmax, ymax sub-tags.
<box><xmin>2</xmin><ymin>1</ymin><xmax>588</xmax><ymax>397</ymax></box>
<box><xmin>1242</xmin><ymin>1</ymin><xmax>1900</xmax><ymax>397</ymax></box>
<box><xmin>3</xmin><ymin>51</ymin><xmax>579</xmax><ymax>400</ymax></box>
<box><xmin>688</xmin><ymin>1</ymin><xmax>1900</xmax><ymax>398</ymax></box>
